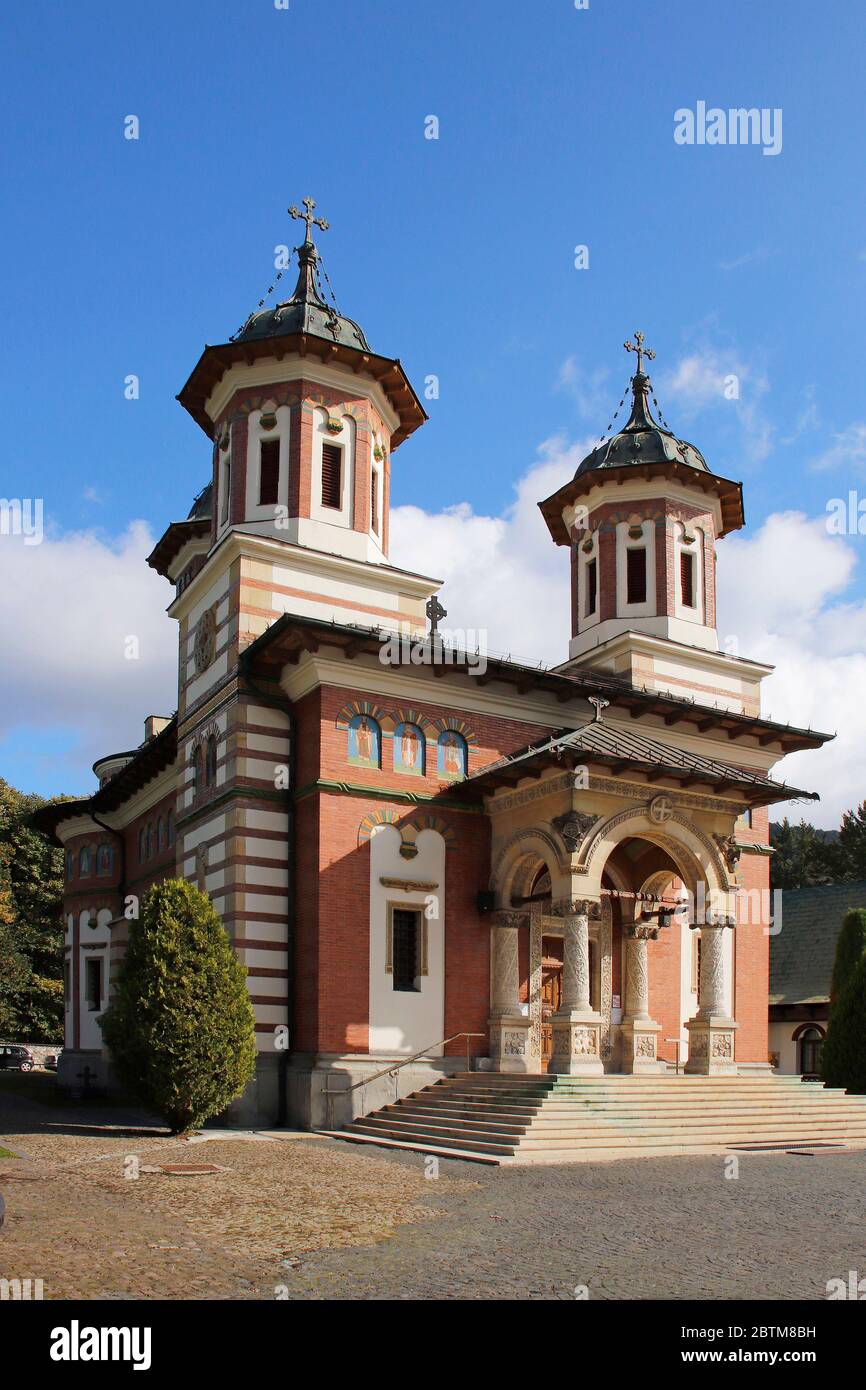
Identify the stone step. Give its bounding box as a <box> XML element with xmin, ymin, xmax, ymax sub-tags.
<box><xmin>344</xmin><ymin>1122</ymin><xmax>517</xmax><ymax>1156</ymax></box>
<box><xmin>351</xmin><ymin>1115</ymin><xmax>866</xmax><ymax>1155</ymax></box>
<box><xmin>318</xmin><ymin>1131</ymin><xmax>505</xmax><ymax>1164</ymax></box>
<box><xmin>392</xmin><ymin>1102</ymin><xmax>866</xmax><ymax>1128</ymax></box>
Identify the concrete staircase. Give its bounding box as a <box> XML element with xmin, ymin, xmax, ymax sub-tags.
<box><xmin>325</xmin><ymin>1073</ymin><xmax>866</xmax><ymax>1164</ymax></box>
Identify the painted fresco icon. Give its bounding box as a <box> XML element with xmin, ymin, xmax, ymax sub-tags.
<box><xmin>395</xmin><ymin>722</ymin><xmax>424</xmax><ymax>775</ymax></box>
<box><xmin>348</xmin><ymin>713</ymin><xmax>380</xmax><ymax>767</ymax></box>
<box><xmin>437</xmin><ymin>730</ymin><xmax>466</xmax><ymax>778</ymax></box>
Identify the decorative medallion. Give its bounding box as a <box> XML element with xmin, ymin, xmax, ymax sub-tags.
<box><xmin>553</xmin><ymin>810</ymin><xmax>596</xmax><ymax>854</ymax></box>
<box><xmin>648</xmin><ymin>794</ymin><xmax>674</xmax><ymax>825</ymax></box>
<box><xmin>193</xmin><ymin>607</ymin><xmax>217</xmax><ymax>675</ymax></box>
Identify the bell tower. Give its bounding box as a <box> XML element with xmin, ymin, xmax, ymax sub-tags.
<box><xmin>170</xmin><ymin>198</ymin><xmax>438</xmax><ymax>640</ymax></box>
<box><xmin>539</xmin><ymin>335</ymin><xmax>771</xmax><ymax>717</ymax></box>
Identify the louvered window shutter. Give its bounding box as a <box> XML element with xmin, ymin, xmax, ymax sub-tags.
<box><xmin>321</xmin><ymin>444</ymin><xmax>342</xmax><ymax>509</ymax></box>
<box><xmin>259</xmin><ymin>439</ymin><xmax>280</xmax><ymax>506</ymax></box>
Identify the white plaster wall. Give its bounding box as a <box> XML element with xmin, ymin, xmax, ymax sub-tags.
<box><xmin>244</xmin><ymin>402</ymin><xmax>291</xmax><ymax>534</ymax></box>
<box><xmin>616</xmin><ymin>518</ymin><xmax>656</xmax><ymax>620</ymax></box>
<box><xmin>576</xmin><ymin>529</ymin><xmax>600</xmax><ymax>635</ymax></box>
<box><xmin>769</xmin><ymin>1021</ymin><xmax>800</xmax><ymax>1074</ymax></box>
<box><xmin>78</xmin><ymin>908</ymin><xmax>112</xmax><ymax>1050</ymax></box>
<box><xmin>673</xmin><ymin>522</ymin><xmax>706</xmax><ymax>625</ymax></box>
<box><xmin>311</xmin><ymin>408</ymin><xmax>355</xmax><ymax>530</ymax></box>
<box><xmin>368</xmin><ymin>825</ymin><xmax>446</xmax><ymax>1055</ymax></box>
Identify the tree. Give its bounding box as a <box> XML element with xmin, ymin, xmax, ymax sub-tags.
<box><xmin>770</xmin><ymin>818</ymin><xmax>833</xmax><ymax>891</ymax></box>
<box><xmin>0</xmin><ymin>779</ymin><xmax>66</xmax><ymax>1040</ymax></box>
<box><xmin>829</xmin><ymin>908</ymin><xmax>866</xmax><ymax>1005</ymax></box>
<box><xmin>99</xmin><ymin>880</ymin><xmax>257</xmax><ymax>1132</ymax></box>
<box><xmin>822</xmin><ymin>952</ymin><xmax>866</xmax><ymax>1092</ymax></box>
<box><xmin>835</xmin><ymin>802</ymin><xmax>866</xmax><ymax>883</ymax></box>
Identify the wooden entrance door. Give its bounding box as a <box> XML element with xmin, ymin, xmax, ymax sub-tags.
<box><xmin>540</xmin><ymin>936</ymin><xmax>563</xmax><ymax>1072</ymax></box>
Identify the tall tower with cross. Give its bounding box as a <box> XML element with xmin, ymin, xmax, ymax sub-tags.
<box><xmin>169</xmin><ymin>197</ymin><xmax>440</xmax><ymax>641</ymax></box>
<box><xmin>539</xmin><ymin>335</ymin><xmax>769</xmax><ymax>716</ymax></box>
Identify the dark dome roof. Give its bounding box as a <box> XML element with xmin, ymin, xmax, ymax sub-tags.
<box><xmin>575</xmin><ymin>373</ymin><xmax>708</xmax><ymax>478</ymax></box>
<box><xmin>235</xmin><ymin>239</ymin><xmax>370</xmax><ymax>353</ymax></box>
<box><xmin>187</xmin><ymin>481</ymin><xmax>212</xmax><ymax>520</ymax></box>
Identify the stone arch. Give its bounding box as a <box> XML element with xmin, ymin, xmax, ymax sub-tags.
<box><xmin>577</xmin><ymin>804</ymin><xmax>730</xmax><ymax>903</ymax></box>
<box><xmin>491</xmin><ymin>826</ymin><xmax>568</xmax><ymax>908</ymax></box>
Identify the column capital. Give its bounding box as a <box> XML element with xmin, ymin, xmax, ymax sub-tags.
<box><xmin>551</xmin><ymin>896</ymin><xmax>601</xmax><ymax>921</ymax></box>
<box><xmin>624</xmin><ymin>921</ymin><xmax>662</xmax><ymax>941</ymax></box>
<box><xmin>490</xmin><ymin>909</ymin><xmax>529</xmax><ymax>929</ymax></box>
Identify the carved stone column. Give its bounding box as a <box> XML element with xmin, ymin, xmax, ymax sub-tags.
<box><xmin>621</xmin><ymin>921</ymin><xmax>663</xmax><ymax>1074</ymax></box>
<box><xmin>488</xmin><ymin>911</ymin><xmax>533</xmax><ymax>1073</ymax></box>
<box><xmin>685</xmin><ymin>917</ymin><xmax>738</xmax><ymax>1075</ymax></box>
<box><xmin>549</xmin><ymin>899</ymin><xmax>604</xmax><ymax>1075</ymax></box>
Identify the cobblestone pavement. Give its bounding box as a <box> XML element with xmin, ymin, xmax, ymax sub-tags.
<box><xmin>0</xmin><ymin>1082</ymin><xmax>475</xmax><ymax>1300</ymax></box>
<box><xmin>3</xmin><ymin>1079</ymin><xmax>865</xmax><ymax>1300</ymax></box>
<box><xmin>280</xmin><ymin>1145</ymin><xmax>866</xmax><ymax>1301</ymax></box>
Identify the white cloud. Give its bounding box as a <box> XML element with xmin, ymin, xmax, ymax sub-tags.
<box><xmin>716</xmin><ymin>511</ymin><xmax>866</xmax><ymax>826</ymax></box>
<box><xmin>718</xmin><ymin>247</ymin><xmax>771</xmax><ymax>272</ymax></box>
<box><xmin>812</xmin><ymin>423</ymin><xmax>866</xmax><ymax>477</ymax></box>
<box><xmin>0</xmin><ymin>521</ymin><xmax>177</xmax><ymax>792</ymax></box>
<box><xmin>391</xmin><ymin>435</ymin><xmax>594</xmax><ymax>664</ymax></box>
<box><xmin>659</xmin><ymin>346</ymin><xmax>773</xmax><ymax>463</ymax></box>
<box><xmin>556</xmin><ymin>356</ymin><xmax>612</xmax><ymax>421</ymax></box>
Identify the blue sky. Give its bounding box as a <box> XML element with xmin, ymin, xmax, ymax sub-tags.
<box><xmin>2</xmin><ymin>0</ymin><xmax>865</xmax><ymax>820</ymax></box>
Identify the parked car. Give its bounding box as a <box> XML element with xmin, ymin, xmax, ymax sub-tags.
<box><xmin>44</xmin><ymin>1052</ymin><xmax>60</xmax><ymax>1072</ymax></box>
<box><xmin>0</xmin><ymin>1045</ymin><xmax>34</xmax><ymax>1072</ymax></box>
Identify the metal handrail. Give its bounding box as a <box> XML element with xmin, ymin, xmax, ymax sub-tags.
<box><xmin>323</xmin><ymin>1032</ymin><xmax>485</xmax><ymax>1097</ymax></box>
<box><xmin>320</xmin><ymin>1032</ymin><xmax>485</xmax><ymax>1127</ymax></box>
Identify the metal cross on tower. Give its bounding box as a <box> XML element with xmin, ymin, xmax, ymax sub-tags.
<box><xmin>624</xmin><ymin>331</ymin><xmax>655</xmax><ymax>376</ymax></box>
<box><xmin>288</xmin><ymin>197</ymin><xmax>329</xmax><ymax>244</ymax></box>
<box><xmin>426</xmin><ymin>595</ymin><xmax>447</xmax><ymax>637</ymax></box>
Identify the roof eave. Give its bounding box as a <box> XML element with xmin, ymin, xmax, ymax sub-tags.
<box><xmin>176</xmin><ymin>335</ymin><xmax>428</xmax><ymax>448</ymax></box>
<box><xmin>539</xmin><ymin>460</ymin><xmax>745</xmax><ymax>545</ymax></box>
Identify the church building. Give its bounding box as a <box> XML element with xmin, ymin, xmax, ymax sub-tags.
<box><xmin>35</xmin><ymin>202</ymin><xmax>831</xmax><ymax>1131</ymax></box>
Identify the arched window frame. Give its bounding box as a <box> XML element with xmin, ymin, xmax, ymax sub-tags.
<box><xmin>157</xmin><ymin>817</ymin><xmax>165</xmax><ymax>852</ymax></box>
<box><xmin>167</xmin><ymin>810</ymin><xmax>175</xmax><ymax>847</ymax></box>
<box><xmin>205</xmin><ymin>734</ymin><xmax>218</xmax><ymax>787</ymax></box>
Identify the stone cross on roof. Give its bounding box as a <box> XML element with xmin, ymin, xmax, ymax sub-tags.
<box><xmin>289</xmin><ymin>197</ymin><xmax>329</xmax><ymax>245</ymax></box>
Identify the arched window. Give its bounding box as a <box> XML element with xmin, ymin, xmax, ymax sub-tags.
<box><xmin>145</xmin><ymin>823</ymin><xmax>153</xmax><ymax>859</ymax></box>
<box><xmin>796</xmin><ymin>1025</ymin><xmax>825</xmax><ymax>1077</ymax></box>
<box><xmin>192</xmin><ymin>743</ymin><xmax>204</xmax><ymax>795</ymax></box>
<box><xmin>347</xmin><ymin>713</ymin><xmax>380</xmax><ymax>769</ymax></box>
<box><xmin>157</xmin><ymin>817</ymin><xmax>165</xmax><ymax>852</ymax></box>
<box><xmin>205</xmin><ymin>735</ymin><xmax>218</xmax><ymax>787</ymax></box>
<box><xmin>78</xmin><ymin>845</ymin><xmax>91</xmax><ymax>876</ymax></box>
<box><xmin>66</xmin><ymin>850</ymin><xmax>74</xmax><ymax>881</ymax></box>
<box><xmin>437</xmin><ymin>730</ymin><xmax>467</xmax><ymax>779</ymax></box>
<box><xmin>96</xmin><ymin>844</ymin><xmax>112</xmax><ymax>877</ymax></box>
<box><xmin>167</xmin><ymin>810</ymin><xmax>175</xmax><ymax>847</ymax></box>
<box><xmin>394</xmin><ymin>722</ymin><xmax>425</xmax><ymax>776</ymax></box>
<box><xmin>138</xmin><ymin>827</ymin><xmax>145</xmax><ymax>862</ymax></box>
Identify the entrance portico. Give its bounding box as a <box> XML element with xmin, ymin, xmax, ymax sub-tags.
<box><xmin>482</xmin><ymin>750</ymin><xmax>743</xmax><ymax>1078</ymax></box>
